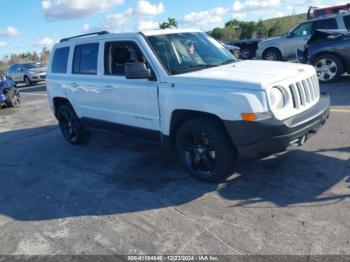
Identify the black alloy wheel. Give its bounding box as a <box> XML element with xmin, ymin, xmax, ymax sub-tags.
<box><xmin>57</xmin><ymin>104</ymin><xmax>90</xmax><ymax>145</ymax></box>
<box><xmin>176</xmin><ymin>117</ymin><xmax>237</xmax><ymax>182</ymax></box>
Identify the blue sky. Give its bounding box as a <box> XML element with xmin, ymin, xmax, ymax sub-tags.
<box><xmin>0</xmin><ymin>0</ymin><xmax>342</xmax><ymax>57</ymax></box>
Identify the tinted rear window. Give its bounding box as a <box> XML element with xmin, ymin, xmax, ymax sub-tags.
<box><xmin>52</xmin><ymin>47</ymin><xmax>70</xmax><ymax>74</ymax></box>
<box><xmin>344</xmin><ymin>15</ymin><xmax>350</xmax><ymax>29</ymax></box>
<box><xmin>312</xmin><ymin>18</ymin><xmax>338</xmax><ymax>31</ymax></box>
<box><xmin>72</xmin><ymin>43</ymin><xmax>99</xmax><ymax>75</ymax></box>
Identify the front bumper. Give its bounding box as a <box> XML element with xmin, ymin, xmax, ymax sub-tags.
<box><xmin>255</xmin><ymin>48</ymin><xmax>263</xmax><ymax>59</ymax></box>
<box><xmin>30</xmin><ymin>73</ymin><xmax>47</xmax><ymax>82</ymax></box>
<box><xmin>224</xmin><ymin>92</ymin><xmax>331</xmax><ymax>159</ymax></box>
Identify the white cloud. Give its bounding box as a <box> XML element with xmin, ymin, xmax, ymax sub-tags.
<box><xmin>181</xmin><ymin>7</ymin><xmax>229</xmax><ymax>28</ymax></box>
<box><xmin>233</xmin><ymin>12</ymin><xmax>248</xmax><ymax>20</ymax></box>
<box><xmin>232</xmin><ymin>0</ymin><xmax>281</xmax><ymax>11</ymax></box>
<box><xmin>0</xmin><ymin>42</ymin><xmax>7</xmax><ymax>47</ymax></box>
<box><xmin>134</xmin><ymin>0</ymin><xmax>164</xmax><ymax>16</ymax></box>
<box><xmin>137</xmin><ymin>20</ymin><xmax>159</xmax><ymax>31</ymax></box>
<box><xmin>35</xmin><ymin>37</ymin><xmax>55</xmax><ymax>47</ymax></box>
<box><xmin>84</xmin><ymin>8</ymin><xmax>133</xmax><ymax>32</ymax></box>
<box><xmin>42</xmin><ymin>0</ymin><xmax>124</xmax><ymax>21</ymax></box>
<box><xmin>0</xmin><ymin>26</ymin><xmax>20</xmax><ymax>37</ymax></box>
<box><xmin>84</xmin><ymin>1</ymin><xmax>164</xmax><ymax>32</ymax></box>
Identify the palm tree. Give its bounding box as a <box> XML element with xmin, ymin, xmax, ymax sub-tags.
<box><xmin>159</xmin><ymin>18</ymin><xmax>178</xmax><ymax>29</ymax></box>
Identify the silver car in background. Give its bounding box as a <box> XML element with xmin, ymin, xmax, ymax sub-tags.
<box><xmin>256</xmin><ymin>13</ymin><xmax>350</xmax><ymax>61</ymax></box>
<box><xmin>7</xmin><ymin>62</ymin><xmax>47</xmax><ymax>87</ymax></box>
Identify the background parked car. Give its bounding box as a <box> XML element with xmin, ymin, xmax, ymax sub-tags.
<box><xmin>225</xmin><ymin>39</ymin><xmax>260</xmax><ymax>60</ymax></box>
<box><xmin>223</xmin><ymin>43</ymin><xmax>241</xmax><ymax>58</ymax></box>
<box><xmin>256</xmin><ymin>11</ymin><xmax>350</xmax><ymax>61</ymax></box>
<box><xmin>7</xmin><ymin>62</ymin><xmax>47</xmax><ymax>87</ymax></box>
<box><xmin>297</xmin><ymin>29</ymin><xmax>350</xmax><ymax>83</ymax></box>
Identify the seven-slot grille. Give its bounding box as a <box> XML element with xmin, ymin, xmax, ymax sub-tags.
<box><xmin>288</xmin><ymin>75</ymin><xmax>320</xmax><ymax>109</ymax></box>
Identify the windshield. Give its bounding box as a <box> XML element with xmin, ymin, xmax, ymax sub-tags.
<box><xmin>22</xmin><ymin>63</ymin><xmax>43</xmax><ymax>69</ymax></box>
<box><xmin>146</xmin><ymin>32</ymin><xmax>236</xmax><ymax>75</ymax></box>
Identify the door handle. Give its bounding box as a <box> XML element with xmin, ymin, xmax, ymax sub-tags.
<box><xmin>70</xmin><ymin>82</ymin><xmax>78</xmax><ymax>88</ymax></box>
<box><xmin>104</xmin><ymin>85</ymin><xmax>114</xmax><ymax>89</ymax></box>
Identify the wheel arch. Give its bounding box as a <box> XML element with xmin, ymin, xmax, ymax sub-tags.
<box><xmin>166</xmin><ymin>109</ymin><xmax>234</xmax><ymax>148</ymax></box>
<box><xmin>53</xmin><ymin>97</ymin><xmax>73</xmax><ymax>117</ymax></box>
<box><xmin>311</xmin><ymin>51</ymin><xmax>346</xmax><ymax>73</ymax></box>
<box><xmin>23</xmin><ymin>74</ymin><xmax>30</xmax><ymax>81</ymax></box>
<box><xmin>262</xmin><ymin>46</ymin><xmax>283</xmax><ymax>60</ymax></box>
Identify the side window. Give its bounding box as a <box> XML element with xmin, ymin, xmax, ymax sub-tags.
<box><xmin>7</xmin><ymin>65</ymin><xmax>16</xmax><ymax>74</ymax></box>
<box><xmin>104</xmin><ymin>41</ymin><xmax>147</xmax><ymax>76</ymax></box>
<box><xmin>344</xmin><ymin>15</ymin><xmax>350</xmax><ymax>29</ymax></box>
<box><xmin>292</xmin><ymin>22</ymin><xmax>312</xmax><ymax>37</ymax></box>
<box><xmin>52</xmin><ymin>47</ymin><xmax>70</xmax><ymax>74</ymax></box>
<box><xmin>312</xmin><ymin>18</ymin><xmax>338</xmax><ymax>31</ymax></box>
<box><xmin>73</xmin><ymin>43</ymin><xmax>99</xmax><ymax>75</ymax></box>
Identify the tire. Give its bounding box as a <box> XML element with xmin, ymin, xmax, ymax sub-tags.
<box><xmin>263</xmin><ymin>48</ymin><xmax>282</xmax><ymax>61</ymax></box>
<box><xmin>57</xmin><ymin>104</ymin><xmax>91</xmax><ymax>145</ymax></box>
<box><xmin>312</xmin><ymin>54</ymin><xmax>344</xmax><ymax>83</ymax></box>
<box><xmin>175</xmin><ymin>117</ymin><xmax>237</xmax><ymax>182</ymax></box>
<box><xmin>240</xmin><ymin>47</ymin><xmax>253</xmax><ymax>60</ymax></box>
<box><xmin>4</xmin><ymin>89</ymin><xmax>21</xmax><ymax>108</ymax></box>
<box><xmin>24</xmin><ymin>76</ymin><xmax>32</xmax><ymax>87</ymax></box>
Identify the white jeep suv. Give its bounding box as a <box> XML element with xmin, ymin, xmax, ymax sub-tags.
<box><xmin>47</xmin><ymin>29</ymin><xmax>330</xmax><ymax>182</ymax></box>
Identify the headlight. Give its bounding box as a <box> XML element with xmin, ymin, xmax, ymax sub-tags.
<box><xmin>269</xmin><ymin>87</ymin><xmax>285</xmax><ymax>109</ymax></box>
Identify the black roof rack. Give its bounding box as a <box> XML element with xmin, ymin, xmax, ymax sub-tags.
<box><xmin>60</xmin><ymin>31</ymin><xmax>110</xmax><ymax>43</ymax></box>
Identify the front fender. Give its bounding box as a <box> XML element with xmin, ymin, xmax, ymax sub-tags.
<box><xmin>158</xmin><ymin>83</ymin><xmax>269</xmax><ymax>135</ymax></box>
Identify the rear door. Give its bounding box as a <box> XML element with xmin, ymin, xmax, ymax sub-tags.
<box><xmin>286</xmin><ymin>22</ymin><xmax>312</xmax><ymax>58</ymax></box>
<box><xmin>7</xmin><ymin>65</ymin><xmax>16</xmax><ymax>80</ymax></box>
<box><xmin>67</xmin><ymin>42</ymin><xmax>101</xmax><ymax>119</ymax></box>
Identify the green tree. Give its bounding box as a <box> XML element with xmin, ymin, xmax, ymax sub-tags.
<box><xmin>256</xmin><ymin>20</ymin><xmax>268</xmax><ymax>38</ymax></box>
<box><xmin>159</xmin><ymin>18</ymin><xmax>178</xmax><ymax>29</ymax></box>
<box><xmin>40</xmin><ymin>47</ymin><xmax>50</xmax><ymax>62</ymax></box>
<box><xmin>210</xmin><ymin>27</ymin><xmax>225</xmax><ymax>40</ymax></box>
<box><xmin>268</xmin><ymin>22</ymin><xmax>284</xmax><ymax>37</ymax></box>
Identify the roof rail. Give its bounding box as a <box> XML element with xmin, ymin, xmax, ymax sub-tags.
<box><xmin>60</xmin><ymin>31</ymin><xmax>110</xmax><ymax>43</ymax></box>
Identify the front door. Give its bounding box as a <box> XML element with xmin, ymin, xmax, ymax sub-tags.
<box><xmin>285</xmin><ymin>22</ymin><xmax>312</xmax><ymax>59</ymax></box>
<box><xmin>96</xmin><ymin>40</ymin><xmax>160</xmax><ymax>131</ymax></box>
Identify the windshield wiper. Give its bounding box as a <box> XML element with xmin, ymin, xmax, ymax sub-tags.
<box><xmin>190</xmin><ymin>59</ymin><xmax>236</xmax><ymax>68</ymax></box>
<box><xmin>189</xmin><ymin>64</ymin><xmax>217</xmax><ymax>69</ymax></box>
<box><xmin>216</xmin><ymin>59</ymin><xmax>236</xmax><ymax>66</ymax></box>
<box><xmin>170</xmin><ymin>60</ymin><xmax>236</xmax><ymax>75</ymax></box>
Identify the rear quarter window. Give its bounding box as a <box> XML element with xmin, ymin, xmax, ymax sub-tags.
<box><xmin>51</xmin><ymin>47</ymin><xmax>70</xmax><ymax>74</ymax></box>
<box><xmin>312</xmin><ymin>18</ymin><xmax>338</xmax><ymax>31</ymax></box>
<box><xmin>343</xmin><ymin>15</ymin><xmax>350</xmax><ymax>29</ymax></box>
<box><xmin>72</xmin><ymin>43</ymin><xmax>99</xmax><ymax>75</ymax></box>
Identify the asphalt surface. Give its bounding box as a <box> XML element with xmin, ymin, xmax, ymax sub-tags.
<box><xmin>0</xmin><ymin>78</ymin><xmax>349</xmax><ymax>255</ymax></box>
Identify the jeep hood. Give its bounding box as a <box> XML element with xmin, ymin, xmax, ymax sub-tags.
<box><xmin>170</xmin><ymin>60</ymin><xmax>314</xmax><ymax>91</ymax></box>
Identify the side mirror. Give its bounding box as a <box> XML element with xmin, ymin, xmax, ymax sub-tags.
<box><xmin>124</xmin><ymin>62</ymin><xmax>152</xmax><ymax>79</ymax></box>
<box><xmin>286</xmin><ymin>32</ymin><xmax>293</xmax><ymax>38</ymax></box>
